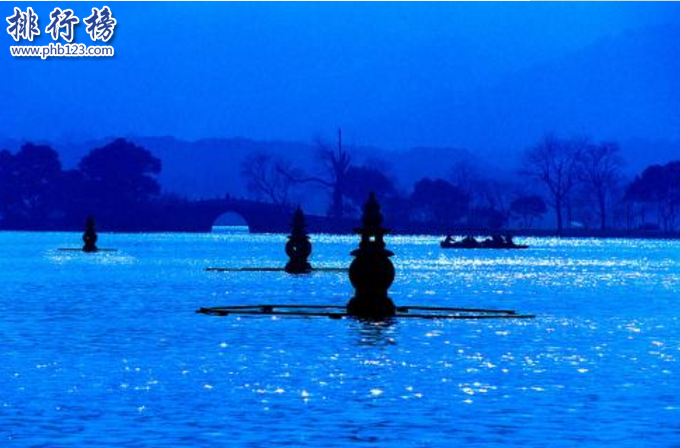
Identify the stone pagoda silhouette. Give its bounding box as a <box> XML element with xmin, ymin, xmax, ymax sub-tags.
<box><xmin>82</xmin><ymin>216</ymin><xmax>98</xmax><ymax>253</ymax></box>
<box><xmin>346</xmin><ymin>193</ymin><xmax>396</xmax><ymax>318</ymax></box>
<box><xmin>284</xmin><ymin>206</ymin><xmax>313</xmax><ymax>274</ymax></box>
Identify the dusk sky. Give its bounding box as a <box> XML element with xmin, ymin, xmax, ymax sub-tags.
<box><xmin>3</xmin><ymin>2</ymin><xmax>680</xmax><ymax>153</ymax></box>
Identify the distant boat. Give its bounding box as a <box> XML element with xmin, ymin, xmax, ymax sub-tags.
<box><xmin>440</xmin><ymin>235</ymin><xmax>528</xmax><ymax>250</ymax></box>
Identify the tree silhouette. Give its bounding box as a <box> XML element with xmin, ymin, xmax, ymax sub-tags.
<box><xmin>58</xmin><ymin>169</ymin><xmax>88</xmax><ymax>225</ymax></box>
<box><xmin>241</xmin><ymin>152</ymin><xmax>295</xmax><ymax>206</ymax></box>
<box><xmin>449</xmin><ymin>159</ymin><xmax>513</xmax><ymax>228</ymax></box>
<box><xmin>0</xmin><ymin>149</ymin><xmax>14</xmax><ymax>219</ymax></box>
<box><xmin>410</xmin><ymin>178</ymin><xmax>469</xmax><ymax>227</ymax></box>
<box><xmin>625</xmin><ymin>161</ymin><xmax>680</xmax><ymax>231</ymax></box>
<box><xmin>0</xmin><ymin>143</ymin><xmax>63</xmax><ymax>226</ymax></box>
<box><xmin>278</xmin><ymin>129</ymin><xmax>351</xmax><ymax>219</ymax></box>
<box><xmin>449</xmin><ymin>158</ymin><xmax>482</xmax><ymax>225</ymax></box>
<box><xmin>579</xmin><ymin>142</ymin><xmax>623</xmax><ymax>230</ymax></box>
<box><xmin>522</xmin><ymin>134</ymin><xmax>584</xmax><ymax>234</ymax></box>
<box><xmin>510</xmin><ymin>195</ymin><xmax>547</xmax><ymax>228</ymax></box>
<box><xmin>79</xmin><ymin>138</ymin><xmax>161</xmax><ymax>209</ymax></box>
<box><xmin>318</xmin><ymin>130</ymin><xmax>352</xmax><ymax>218</ymax></box>
<box><xmin>343</xmin><ymin>165</ymin><xmax>395</xmax><ymax>212</ymax></box>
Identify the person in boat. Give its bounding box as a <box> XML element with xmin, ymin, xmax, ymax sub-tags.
<box><xmin>503</xmin><ymin>233</ymin><xmax>515</xmax><ymax>247</ymax></box>
<box><xmin>488</xmin><ymin>234</ymin><xmax>505</xmax><ymax>248</ymax></box>
<box><xmin>461</xmin><ymin>235</ymin><xmax>479</xmax><ymax>248</ymax></box>
<box><xmin>443</xmin><ymin>235</ymin><xmax>454</xmax><ymax>245</ymax></box>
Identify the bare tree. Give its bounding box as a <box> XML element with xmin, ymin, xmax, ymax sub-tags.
<box><xmin>521</xmin><ymin>134</ymin><xmax>585</xmax><ymax>234</ymax></box>
<box><xmin>481</xmin><ymin>179</ymin><xmax>515</xmax><ymax>224</ymax></box>
<box><xmin>450</xmin><ymin>158</ymin><xmax>481</xmax><ymax>198</ymax></box>
<box><xmin>316</xmin><ymin>129</ymin><xmax>351</xmax><ymax>218</ymax></box>
<box><xmin>510</xmin><ymin>194</ymin><xmax>547</xmax><ymax>228</ymax></box>
<box><xmin>449</xmin><ymin>158</ymin><xmax>484</xmax><ymax>225</ymax></box>
<box><xmin>448</xmin><ymin>157</ymin><xmax>519</xmax><ymax>228</ymax></box>
<box><xmin>579</xmin><ymin>141</ymin><xmax>624</xmax><ymax>230</ymax></box>
<box><xmin>278</xmin><ymin>129</ymin><xmax>351</xmax><ymax>218</ymax></box>
<box><xmin>240</xmin><ymin>152</ymin><xmax>295</xmax><ymax>206</ymax></box>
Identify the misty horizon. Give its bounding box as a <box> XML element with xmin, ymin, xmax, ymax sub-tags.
<box><xmin>3</xmin><ymin>2</ymin><xmax>680</xmax><ymax>159</ymax></box>
<box><xmin>4</xmin><ymin>2</ymin><xmax>680</xmax><ymax>233</ymax></box>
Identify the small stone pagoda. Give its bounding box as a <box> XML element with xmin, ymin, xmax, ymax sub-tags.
<box><xmin>82</xmin><ymin>216</ymin><xmax>98</xmax><ymax>253</ymax></box>
<box><xmin>284</xmin><ymin>206</ymin><xmax>313</xmax><ymax>274</ymax></box>
<box><xmin>346</xmin><ymin>193</ymin><xmax>396</xmax><ymax>319</ymax></box>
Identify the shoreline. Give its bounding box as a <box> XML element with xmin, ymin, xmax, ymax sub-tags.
<box><xmin>1</xmin><ymin>227</ymin><xmax>680</xmax><ymax>240</ymax></box>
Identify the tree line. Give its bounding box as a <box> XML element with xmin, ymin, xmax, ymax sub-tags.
<box><xmin>242</xmin><ymin>132</ymin><xmax>680</xmax><ymax>233</ymax></box>
<box><xmin>1</xmin><ymin>134</ymin><xmax>678</xmax><ymax>233</ymax></box>
<box><xmin>0</xmin><ymin>139</ymin><xmax>163</xmax><ymax>229</ymax></box>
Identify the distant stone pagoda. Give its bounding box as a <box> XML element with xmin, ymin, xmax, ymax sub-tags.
<box><xmin>347</xmin><ymin>193</ymin><xmax>396</xmax><ymax>319</ymax></box>
<box><xmin>284</xmin><ymin>206</ymin><xmax>312</xmax><ymax>274</ymax></box>
<box><xmin>82</xmin><ymin>216</ymin><xmax>98</xmax><ymax>252</ymax></box>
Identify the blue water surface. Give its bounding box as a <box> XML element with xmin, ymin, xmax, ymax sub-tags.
<box><xmin>0</xmin><ymin>231</ymin><xmax>678</xmax><ymax>447</ymax></box>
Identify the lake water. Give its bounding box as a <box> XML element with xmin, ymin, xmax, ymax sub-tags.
<box><xmin>1</xmin><ymin>231</ymin><xmax>679</xmax><ymax>447</ymax></box>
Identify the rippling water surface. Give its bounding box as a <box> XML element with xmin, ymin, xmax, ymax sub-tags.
<box><xmin>1</xmin><ymin>231</ymin><xmax>679</xmax><ymax>446</ymax></box>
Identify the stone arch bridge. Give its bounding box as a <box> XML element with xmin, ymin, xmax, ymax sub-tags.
<box><xmin>166</xmin><ymin>198</ymin><xmax>352</xmax><ymax>233</ymax></box>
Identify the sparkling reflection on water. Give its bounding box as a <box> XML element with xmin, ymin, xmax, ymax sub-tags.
<box><xmin>0</xmin><ymin>232</ymin><xmax>679</xmax><ymax>446</ymax></box>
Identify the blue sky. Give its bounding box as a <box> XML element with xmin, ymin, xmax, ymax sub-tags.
<box><xmin>3</xmin><ymin>2</ymin><xmax>680</xmax><ymax>151</ymax></box>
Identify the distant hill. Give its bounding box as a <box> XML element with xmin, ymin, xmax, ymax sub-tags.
<box><xmin>3</xmin><ymin>23</ymin><xmax>679</xmax><ymax>176</ymax></box>
<box><xmin>446</xmin><ymin>24</ymin><xmax>680</xmax><ymax>165</ymax></box>
<box><xmin>6</xmin><ymin>23</ymin><xmax>680</xmax><ymax>202</ymax></box>
<box><xmin>5</xmin><ymin>136</ymin><xmax>476</xmax><ymax>202</ymax></box>
<box><xmin>3</xmin><ymin>132</ymin><xmax>677</xmax><ymax>211</ymax></box>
